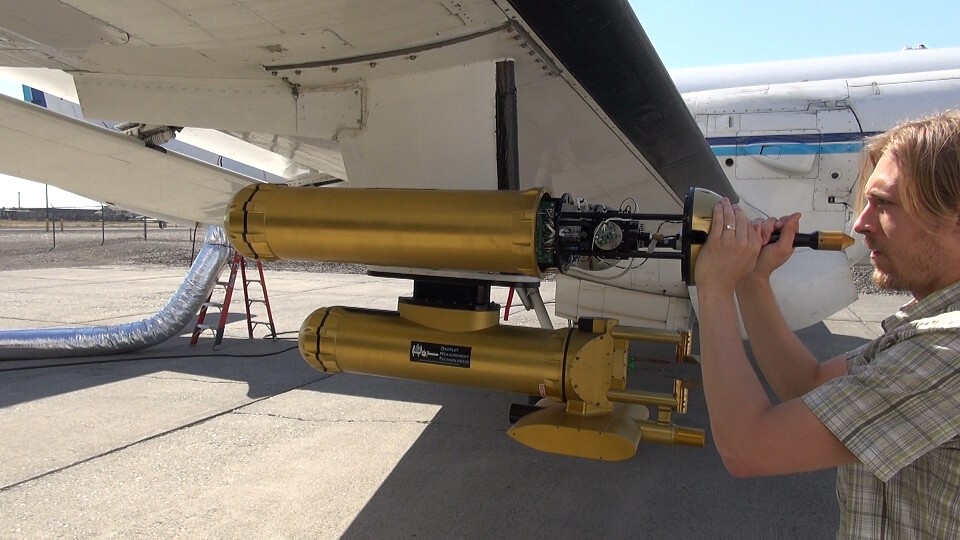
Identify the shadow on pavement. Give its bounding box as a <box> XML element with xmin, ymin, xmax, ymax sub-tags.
<box><xmin>0</xmin><ymin>335</ymin><xmax>316</xmax><ymax>408</ymax></box>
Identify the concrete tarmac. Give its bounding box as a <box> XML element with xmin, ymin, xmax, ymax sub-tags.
<box><xmin>0</xmin><ymin>265</ymin><xmax>907</xmax><ymax>538</ymax></box>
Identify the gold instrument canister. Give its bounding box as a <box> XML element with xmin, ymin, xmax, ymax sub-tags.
<box><xmin>299</xmin><ymin>306</ymin><xmax>611</xmax><ymax>402</ymax></box>
<box><xmin>226</xmin><ymin>184</ymin><xmax>545</xmax><ymax>277</ymax></box>
<box><xmin>298</xmin><ymin>306</ymin><xmax>704</xmax><ymax>459</ymax></box>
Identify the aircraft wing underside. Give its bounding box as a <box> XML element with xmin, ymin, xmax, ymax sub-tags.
<box><xmin>0</xmin><ymin>92</ymin><xmax>256</xmax><ymax>225</ymax></box>
<box><xmin>0</xmin><ymin>0</ymin><xmax>732</xmax><ymax>224</ymax></box>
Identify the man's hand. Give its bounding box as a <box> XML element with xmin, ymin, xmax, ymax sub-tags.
<box><xmin>752</xmin><ymin>213</ymin><xmax>801</xmax><ymax>279</ymax></box>
<box><xmin>694</xmin><ymin>198</ymin><xmax>762</xmax><ymax>292</ymax></box>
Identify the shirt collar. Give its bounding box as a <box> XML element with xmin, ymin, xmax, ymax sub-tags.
<box><xmin>882</xmin><ymin>280</ymin><xmax>960</xmax><ymax>332</ymax></box>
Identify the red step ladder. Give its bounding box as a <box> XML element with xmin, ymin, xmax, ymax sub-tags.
<box><xmin>190</xmin><ymin>252</ymin><xmax>277</xmax><ymax>348</ymax></box>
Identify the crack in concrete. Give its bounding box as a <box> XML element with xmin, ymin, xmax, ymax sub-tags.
<box><xmin>0</xmin><ymin>376</ymin><xmax>326</xmax><ymax>493</ymax></box>
<box><xmin>235</xmin><ymin>410</ymin><xmax>431</xmax><ymax>425</ymax></box>
<box><xmin>141</xmin><ymin>375</ymin><xmax>247</xmax><ymax>384</ymax></box>
<box><xmin>231</xmin><ymin>410</ymin><xmax>506</xmax><ymax>432</ymax></box>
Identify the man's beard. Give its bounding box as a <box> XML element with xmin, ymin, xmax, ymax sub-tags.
<box><xmin>872</xmin><ymin>234</ymin><xmax>944</xmax><ymax>295</ymax></box>
<box><xmin>872</xmin><ymin>267</ymin><xmax>904</xmax><ymax>291</ymax></box>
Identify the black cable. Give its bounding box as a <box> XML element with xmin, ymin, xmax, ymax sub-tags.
<box><xmin>0</xmin><ymin>344</ymin><xmax>299</xmax><ymax>373</ymax></box>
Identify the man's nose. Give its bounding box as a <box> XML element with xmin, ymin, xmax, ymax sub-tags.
<box><xmin>852</xmin><ymin>207</ymin><xmax>871</xmax><ymax>234</ymax></box>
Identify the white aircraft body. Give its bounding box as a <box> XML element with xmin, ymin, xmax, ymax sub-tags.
<box><xmin>0</xmin><ymin>1</ymin><xmax>958</xmax><ymax>337</ymax></box>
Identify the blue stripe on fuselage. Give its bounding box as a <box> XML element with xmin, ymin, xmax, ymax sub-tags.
<box><xmin>707</xmin><ymin>132</ymin><xmax>880</xmax><ymax>157</ymax></box>
<box><xmin>711</xmin><ymin>142</ymin><xmax>863</xmax><ymax>157</ymax></box>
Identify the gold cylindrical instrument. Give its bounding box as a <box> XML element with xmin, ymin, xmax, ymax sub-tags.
<box><xmin>226</xmin><ymin>184</ymin><xmax>545</xmax><ymax>277</ymax></box>
<box><xmin>300</xmin><ymin>306</ymin><xmax>571</xmax><ymax>399</ymax></box>
<box><xmin>299</xmin><ymin>305</ymin><xmax>704</xmax><ymax>460</ymax></box>
<box><xmin>225</xmin><ymin>184</ymin><xmax>853</xmax><ymax>284</ymax></box>
<box><xmin>300</xmin><ymin>306</ymin><xmax>618</xmax><ymax>405</ymax></box>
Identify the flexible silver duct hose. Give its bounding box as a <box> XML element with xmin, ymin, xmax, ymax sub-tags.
<box><xmin>0</xmin><ymin>226</ymin><xmax>232</xmax><ymax>360</ymax></box>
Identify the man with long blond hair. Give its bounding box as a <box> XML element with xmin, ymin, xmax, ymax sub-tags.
<box><xmin>694</xmin><ymin>111</ymin><xmax>960</xmax><ymax>537</ymax></box>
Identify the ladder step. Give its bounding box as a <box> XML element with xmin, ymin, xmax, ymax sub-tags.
<box><xmin>195</xmin><ymin>252</ymin><xmax>276</xmax><ymax>346</ymax></box>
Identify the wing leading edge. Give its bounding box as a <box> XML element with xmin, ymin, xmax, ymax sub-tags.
<box><xmin>505</xmin><ymin>0</ymin><xmax>735</xmax><ymax>201</ymax></box>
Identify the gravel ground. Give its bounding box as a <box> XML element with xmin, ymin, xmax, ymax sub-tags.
<box><xmin>850</xmin><ymin>265</ymin><xmax>909</xmax><ymax>296</ymax></box>
<box><xmin>0</xmin><ymin>225</ymin><xmax>905</xmax><ymax>296</ymax></box>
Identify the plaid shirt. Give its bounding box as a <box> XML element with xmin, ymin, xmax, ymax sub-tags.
<box><xmin>803</xmin><ymin>280</ymin><xmax>960</xmax><ymax>539</ymax></box>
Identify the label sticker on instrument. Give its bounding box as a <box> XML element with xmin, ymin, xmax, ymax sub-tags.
<box><xmin>410</xmin><ymin>341</ymin><xmax>471</xmax><ymax>368</ymax></box>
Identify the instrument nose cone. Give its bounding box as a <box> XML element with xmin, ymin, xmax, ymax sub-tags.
<box><xmin>840</xmin><ymin>233</ymin><xmax>856</xmax><ymax>250</ymax></box>
<box><xmin>818</xmin><ymin>231</ymin><xmax>856</xmax><ymax>251</ymax></box>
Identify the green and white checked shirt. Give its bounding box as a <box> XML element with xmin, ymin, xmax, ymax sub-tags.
<box><xmin>803</xmin><ymin>280</ymin><xmax>960</xmax><ymax>539</ymax></box>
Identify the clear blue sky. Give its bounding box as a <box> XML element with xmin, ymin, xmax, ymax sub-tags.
<box><xmin>3</xmin><ymin>1</ymin><xmax>960</xmax><ymax>207</ymax></box>
<box><xmin>631</xmin><ymin>0</ymin><xmax>960</xmax><ymax>67</ymax></box>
